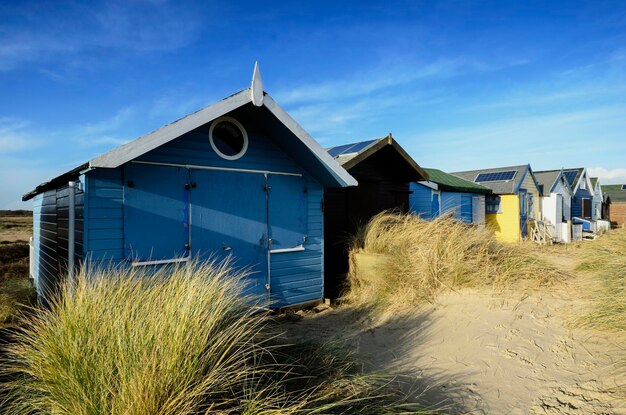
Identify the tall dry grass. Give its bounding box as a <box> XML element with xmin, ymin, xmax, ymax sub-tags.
<box><xmin>347</xmin><ymin>212</ymin><xmax>562</xmax><ymax>310</ymax></box>
<box><xmin>573</xmin><ymin>228</ymin><xmax>626</xmax><ymax>333</ymax></box>
<box><xmin>1</xmin><ymin>259</ymin><xmax>432</xmax><ymax>414</ymax></box>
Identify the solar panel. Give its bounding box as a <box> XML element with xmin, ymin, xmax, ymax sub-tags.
<box><xmin>563</xmin><ymin>170</ymin><xmax>578</xmax><ymax>186</ymax></box>
<box><xmin>327</xmin><ymin>139</ymin><xmax>378</xmax><ymax>157</ymax></box>
<box><xmin>474</xmin><ymin>171</ymin><xmax>516</xmax><ymax>182</ymax></box>
<box><xmin>347</xmin><ymin>139</ymin><xmax>378</xmax><ymax>154</ymax></box>
<box><xmin>327</xmin><ymin>143</ymin><xmax>356</xmax><ymax>157</ymax></box>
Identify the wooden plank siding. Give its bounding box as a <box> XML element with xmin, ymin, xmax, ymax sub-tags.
<box><xmin>84</xmin><ymin>168</ymin><xmax>125</xmax><ymax>264</ymax></box>
<box><xmin>32</xmin><ymin>179</ymin><xmax>85</xmax><ymax>300</ymax></box>
<box><xmin>518</xmin><ymin>168</ymin><xmax>541</xmax><ymax>220</ymax></box>
<box><xmin>409</xmin><ymin>182</ymin><xmax>434</xmax><ymax>219</ymax></box>
<box><xmin>270</xmin><ymin>184</ymin><xmax>324</xmax><ymax>307</ymax></box>
<box><xmin>80</xmin><ymin>106</ymin><xmax>327</xmax><ymax>308</ymax></box>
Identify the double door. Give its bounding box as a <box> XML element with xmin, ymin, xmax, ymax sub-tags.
<box><xmin>124</xmin><ymin>163</ymin><xmax>307</xmax><ymax>305</ymax></box>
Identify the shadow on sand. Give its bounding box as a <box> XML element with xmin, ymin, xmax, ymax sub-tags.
<box><xmin>278</xmin><ymin>305</ymin><xmax>488</xmax><ymax>414</ymax></box>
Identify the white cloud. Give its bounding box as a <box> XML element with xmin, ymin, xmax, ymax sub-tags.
<box><xmin>276</xmin><ymin>59</ymin><xmax>476</xmax><ymax>105</ymax></box>
<box><xmin>587</xmin><ymin>167</ymin><xmax>626</xmax><ymax>184</ymax></box>
<box><xmin>0</xmin><ymin>2</ymin><xmax>201</xmax><ymax>71</ymax></box>
<box><xmin>0</xmin><ymin>118</ymin><xmax>41</xmax><ymax>152</ymax></box>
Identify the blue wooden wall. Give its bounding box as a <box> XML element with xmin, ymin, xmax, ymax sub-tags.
<box><xmin>410</xmin><ymin>183</ymin><xmax>480</xmax><ymax>224</ymax></box>
<box><xmin>571</xmin><ymin>187</ymin><xmax>592</xmax><ymax>219</ymax></box>
<box><xmin>441</xmin><ymin>192</ymin><xmax>474</xmax><ymax>224</ymax></box>
<box><xmin>83</xmin><ymin>168</ymin><xmax>125</xmax><ymax>264</ymax></box>
<box><xmin>82</xmin><ymin>104</ymin><xmax>325</xmax><ymax>307</ymax></box>
<box><xmin>409</xmin><ymin>182</ymin><xmax>434</xmax><ymax>219</ymax></box>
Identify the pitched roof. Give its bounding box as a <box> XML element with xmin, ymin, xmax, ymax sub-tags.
<box><xmin>533</xmin><ymin>170</ymin><xmax>573</xmax><ymax>195</ymax></box>
<box><xmin>590</xmin><ymin>177</ymin><xmax>598</xmax><ymax>188</ymax></box>
<box><xmin>326</xmin><ymin>135</ymin><xmax>428</xmax><ymax>182</ymax></box>
<box><xmin>535</xmin><ymin>168</ymin><xmax>584</xmax><ymax>188</ymax></box>
<box><xmin>602</xmin><ymin>184</ymin><xmax>626</xmax><ymax>203</ymax></box>
<box><xmin>24</xmin><ymin>67</ymin><xmax>357</xmax><ymax>201</ymax></box>
<box><xmin>601</xmin><ymin>184</ymin><xmax>625</xmax><ymax>192</ymax></box>
<box><xmin>451</xmin><ymin>165</ymin><xmax>529</xmax><ymax>195</ymax></box>
<box><xmin>605</xmin><ymin>191</ymin><xmax>626</xmax><ymax>203</ymax></box>
<box><xmin>422</xmin><ymin>168</ymin><xmax>491</xmax><ymax>194</ymax></box>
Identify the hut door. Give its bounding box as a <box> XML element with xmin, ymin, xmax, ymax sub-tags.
<box><xmin>124</xmin><ymin>164</ymin><xmax>190</xmax><ymax>261</ymax></box>
<box><xmin>519</xmin><ymin>189</ymin><xmax>528</xmax><ymax>238</ymax></box>
<box><xmin>190</xmin><ymin>170</ymin><xmax>268</xmax><ymax>301</ymax></box>
<box><xmin>267</xmin><ymin>174</ymin><xmax>308</xmax><ymax>307</ymax></box>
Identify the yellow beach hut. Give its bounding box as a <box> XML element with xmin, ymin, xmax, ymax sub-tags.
<box><xmin>451</xmin><ymin>165</ymin><xmax>541</xmax><ymax>242</ymax></box>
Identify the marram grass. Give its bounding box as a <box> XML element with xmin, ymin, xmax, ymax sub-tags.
<box><xmin>0</xmin><ymin>259</ymin><xmax>434</xmax><ymax>415</ymax></box>
<box><xmin>346</xmin><ymin>212</ymin><xmax>563</xmax><ymax>310</ymax></box>
<box><xmin>573</xmin><ymin>228</ymin><xmax>626</xmax><ymax>333</ymax></box>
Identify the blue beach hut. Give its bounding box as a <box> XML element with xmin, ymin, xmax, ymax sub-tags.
<box><xmin>23</xmin><ymin>65</ymin><xmax>357</xmax><ymax>309</ymax></box>
<box><xmin>410</xmin><ymin>168</ymin><xmax>492</xmax><ymax>224</ymax></box>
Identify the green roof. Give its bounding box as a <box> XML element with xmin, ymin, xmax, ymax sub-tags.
<box><xmin>424</xmin><ymin>168</ymin><xmax>492</xmax><ymax>194</ymax></box>
<box><xmin>602</xmin><ymin>184</ymin><xmax>625</xmax><ymax>192</ymax></box>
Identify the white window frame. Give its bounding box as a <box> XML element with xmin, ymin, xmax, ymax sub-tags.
<box><xmin>209</xmin><ymin>116</ymin><xmax>249</xmax><ymax>161</ymax></box>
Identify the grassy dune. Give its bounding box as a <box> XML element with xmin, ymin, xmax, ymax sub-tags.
<box><xmin>346</xmin><ymin>212</ymin><xmax>563</xmax><ymax>310</ymax></box>
<box><xmin>1</xmin><ymin>260</ymin><xmax>432</xmax><ymax>415</ymax></box>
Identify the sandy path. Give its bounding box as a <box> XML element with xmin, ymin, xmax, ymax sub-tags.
<box><xmin>283</xmin><ymin>290</ymin><xmax>625</xmax><ymax>414</ymax></box>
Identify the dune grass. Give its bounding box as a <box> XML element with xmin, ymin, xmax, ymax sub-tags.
<box><xmin>0</xmin><ymin>259</ymin><xmax>433</xmax><ymax>415</ymax></box>
<box><xmin>346</xmin><ymin>212</ymin><xmax>563</xmax><ymax>310</ymax></box>
<box><xmin>573</xmin><ymin>228</ymin><xmax>626</xmax><ymax>333</ymax></box>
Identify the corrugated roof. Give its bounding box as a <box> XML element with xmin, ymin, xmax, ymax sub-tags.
<box><xmin>451</xmin><ymin>165</ymin><xmax>529</xmax><ymax>195</ymax></box>
<box><xmin>423</xmin><ymin>168</ymin><xmax>491</xmax><ymax>194</ymax></box>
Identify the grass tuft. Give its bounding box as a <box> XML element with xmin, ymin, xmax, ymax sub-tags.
<box><xmin>346</xmin><ymin>212</ymin><xmax>562</xmax><ymax>310</ymax></box>
<box><xmin>573</xmin><ymin>228</ymin><xmax>626</xmax><ymax>333</ymax></box>
<box><xmin>0</xmin><ymin>259</ymin><xmax>433</xmax><ymax>414</ymax></box>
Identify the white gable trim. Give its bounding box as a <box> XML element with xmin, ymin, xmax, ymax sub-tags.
<box><xmin>573</xmin><ymin>168</ymin><xmax>593</xmax><ymax>193</ymax></box>
<box><xmin>90</xmin><ymin>90</ymin><xmax>252</xmax><ymax>168</ymax></box>
<box><xmin>262</xmin><ymin>95</ymin><xmax>357</xmax><ymax>187</ymax></box>
<box><xmin>86</xmin><ymin>88</ymin><xmax>356</xmax><ymax>187</ymax></box>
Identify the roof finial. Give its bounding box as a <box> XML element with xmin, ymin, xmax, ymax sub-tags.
<box><xmin>251</xmin><ymin>61</ymin><xmax>264</xmax><ymax>107</ymax></box>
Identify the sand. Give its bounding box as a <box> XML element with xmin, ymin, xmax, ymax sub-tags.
<box><xmin>283</xmin><ymin>289</ymin><xmax>625</xmax><ymax>414</ymax></box>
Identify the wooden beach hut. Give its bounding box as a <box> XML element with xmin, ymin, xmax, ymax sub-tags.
<box><xmin>23</xmin><ymin>65</ymin><xmax>357</xmax><ymax>309</ymax></box>
<box><xmin>323</xmin><ymin>135</ymin><xmax>427</xmax><ymax>298</ymax></box>
<box><xmin>533</xmin><ymin>169</ymin><xmax>573</xmax><ymax>242</ymax></box>
<box><xmin>602</xmin><ymin>184</ymin><xmax>626</xmax><ymax>226</ymax></box>
<box><xmin>410</xmin><ymin>168</ymin><xmax>492</xmax><ymax>225</ymax></box>
<box><xmin>452</xmin><ymin>165</ymin><xmax>541</xmax><ymax>242</ymax></box>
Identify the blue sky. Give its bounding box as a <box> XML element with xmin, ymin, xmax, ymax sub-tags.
<box><xmin>1</xmin><ymin>0</ymin><xmax>625</xmax><ymax>209</ymax></box>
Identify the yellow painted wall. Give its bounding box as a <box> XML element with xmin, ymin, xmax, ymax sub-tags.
<box><xmin>486</xmin><ymin>194</ymin><xmax>521</xmax><ymax>242</ymax></box>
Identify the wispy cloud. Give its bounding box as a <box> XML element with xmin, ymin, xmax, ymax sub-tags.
<box><xmin>0</xmin><ymin>2</ymin><xmax>201</xmax><ymax>71</ymax></box>
<box><xmin>0</xmin><ymin>117</ymin><xmax>41</xmax><ymax>152</ymax></box>
<box><xmin>275</xmin><ymin>58</ymin><xmax>513</xmax><ymax>105</ymax></box>
<box><xmin>407</xmin><ymin>105</ymin><xmax>626</xmax><ymax>171</ymax></box>
<box><xmin>588</xmin><ymin>167</ymin><xmax>626</xmax><ymax>184</ymax></box>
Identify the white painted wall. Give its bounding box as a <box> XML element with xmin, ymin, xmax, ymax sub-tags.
<box><xmin>472</xmin><ymin>196</ymin><xmax>485</xmax><ymax>227</ymax></box>
<box><xmin>541</xmin><ymin>176</ymin><xmax>572</xmax><ymax>242</ymax></box>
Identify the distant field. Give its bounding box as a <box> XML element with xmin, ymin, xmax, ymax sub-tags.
<box><xmin>0</xmin><ymin>212</ymin><xmax>35</xmax><ymax>329</ymax></box>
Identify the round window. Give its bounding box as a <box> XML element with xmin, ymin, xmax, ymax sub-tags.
<box><xmin>209</xmin><ymin>116</ymin><xmax>248</xmax><ymax>160</ymax></box>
